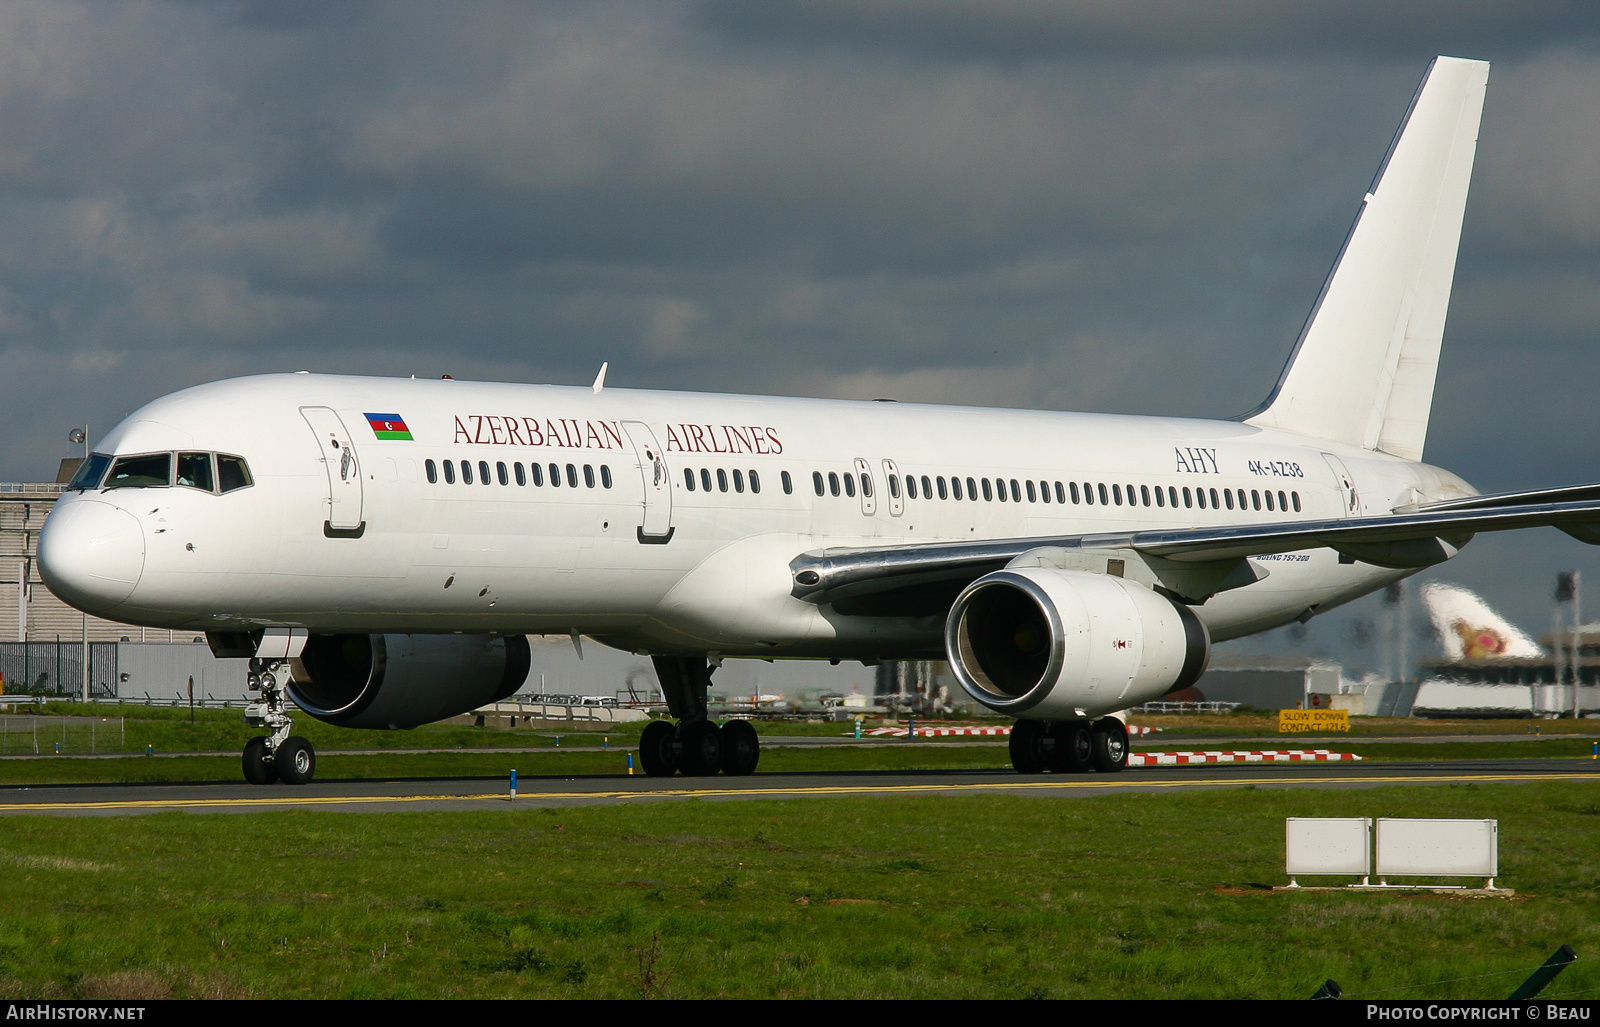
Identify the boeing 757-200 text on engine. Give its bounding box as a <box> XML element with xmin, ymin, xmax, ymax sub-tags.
<box><xmin>34</xmin><ymin>57</ymin><xmax>1600</xmax><ymax>783</ymax></box>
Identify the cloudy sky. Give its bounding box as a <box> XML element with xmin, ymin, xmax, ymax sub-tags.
<box><xmin>7</xmin><ymin>1</ymin><xmax>1600</xmax><ymax>664</ymax></box>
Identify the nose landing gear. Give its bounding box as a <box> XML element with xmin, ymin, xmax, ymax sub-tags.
<box><xmin>637</xmin><ymin>655</ymin><xmax>762</xmax><ymax>778</ymax></box>
<box><xmin>241</xmin><ymin>656</ymin><xmax>316</xmax><ymax>785</ymax></box>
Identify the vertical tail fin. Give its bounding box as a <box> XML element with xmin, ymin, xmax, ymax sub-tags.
<box><xmin>1244</xmin><ymin>56</ymin><xmax>1490</xmax><ymax>461</ymax></box>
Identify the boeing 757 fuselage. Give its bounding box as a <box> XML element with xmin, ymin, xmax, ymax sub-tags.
<box><xmin>35</xmin><ymin>56</ymin><xmax>1600</xmax><ymax>784</ymax></box>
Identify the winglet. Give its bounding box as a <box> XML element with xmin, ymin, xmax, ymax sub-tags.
<box><xmin>592</xmin><ymin>362</ymin><xmax>608</xmax><ymax>394</ymax></box>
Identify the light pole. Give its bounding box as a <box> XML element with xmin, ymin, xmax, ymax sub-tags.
<box><xmin>68</xmin><ymin>426</ymin><xmax>89</xmax><ymax>702</ymax></box>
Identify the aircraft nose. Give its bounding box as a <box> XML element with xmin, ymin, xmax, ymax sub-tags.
<box><xmin>38</xmin><ymin>499</ymin><xmax>146</xmax><ymax>614</ymax></box>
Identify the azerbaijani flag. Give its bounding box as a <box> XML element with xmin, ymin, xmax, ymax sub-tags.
<box><xmin>365</xmin><ymin>413</ymin><xmax>413</xmax><ymax>440</ymax></box>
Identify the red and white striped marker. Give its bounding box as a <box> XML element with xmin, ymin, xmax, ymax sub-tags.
<box><xmin>1126</xmin><ymin>750</ymin><xmax>1361</xmax><ymax>766</ymax></box>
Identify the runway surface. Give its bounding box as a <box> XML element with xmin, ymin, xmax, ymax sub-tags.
<box><xmin>1</xmin><ymin>758</ymin><xmax>1595</xmax><ymax>816</ymax></box>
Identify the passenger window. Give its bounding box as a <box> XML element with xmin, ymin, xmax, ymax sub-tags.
<box><xmin>1028</xmin><ymin>481</ymin><xmax>1038</xmax><ymax>504</ymax></box>
<box><xmin>1141</xmin><ymin>485</ymin><xmax>1151</xmax><ymax>507</ymax></box>
<box><xmin>1277</xmin><ymin>490</ymin><xmax>1286</xmax><ymax>512</ymax></box>
<box><xmin>497</xmin><ymin>462</ymin><xmax>509</xmax><ymax>486</ymax></box>
<box><xmin>515</xmin><ymin>462</ymin><xmax>526</xmax><ymax>486</ymax></box>
<box><xmin>1251</xmin><ymin>489</ymin><xmax>1261</xmax><ymax>511</ymax></box>
<box><xmin>1069</xmin><ymin>482</ymin><xmax>1079</xmax><ymax>504</ymax></box>
<box><xmin>860</xmin><ymin>474</ymin><xmax>872</xmax><ymax>498</ymax></box>
<box><xmin>843</xmin><ymin>474</ymin><xmax>855</xmax><ymax>498</ymax></box>
<box><xmin>1010</xmin><ymin>480</ymin><xmax>1020</xmax><ymax>503</ymax></box>
<box><xmin>701</xmin><ymin>469</ymin><xmax>713</xmax><ymax>492</ymax></box>
<box><xmin>461</xmin><ymin>461</ymin><xmax>473</xmax><ymax>485</ymax></box>
<box><xmin>105</xmin><ymin>453</ymin><xmax>172</xmax><ymax>489</ymax></box>
<box><xmin>425</xmin><ymin>459</ymin><xmax>438</xmax><ymax>484</ymax></box>
<box><xmin>813</xmin><ymin>471</ymin><xmax>824</xmax><ymax>496</ymax></box>
<box><xmin>1224</xmin><ymin>489</ymin><xmax>1234</xmax><ymax>510</ymax></box>
<box><xmin>476</xmin><ymin>460</ymin><xmax>488</xmax><ymax>486</ymax></box>
<box><xmin>547</xmin><ymin>462</ymin><xmax>559</xmax><ymax>487</ymax></box>
<box><xmin>566</xmin><ymin>464</ymin><xmax>578</xmax><ymax>488</ymax></box>
<box><xmin>903</xmin><ymin>475</ymin><xmax>915</xmax><ymax>500</ymax></box>
<box><xmin>443</xmin><ymin>461</ymin><xmax>456</xmax><ymax>484</ymax></box>
<box><xmin>1209</xmin><ymin>488</ymin><xmax>1220</xmax><ymax>508</ymax></box>
<box><xmin>781</xmin><ymin>470</ymin><xmax>792</xmax><ymax>495</ymax></box>
<box><xmin>1183</xmin><ymin>486</ymin><xmax>1192</xmax><ymax>508</ymax></box>
<box><xmin>1292</xmin><ymin>491</ymin><xmax>1301</xmax><ymax>513</ymax></box>
<box><xmin>1098</xmin><ymin>484</ymin><xmax>1109</xmax><ymax>505</ymax></box>
<box><xmin>717</xmin><ymin>469</ymin><xmax>729</xmax><ymax>493</ymax></box>
<box><xmin>531</xmin><ymin>463</ymin><xmax>544</xmax><ymax>486</ymax></box>
<box><xmin>925</xmin><ymin>475</ymin><xmax>935</xmax><ymax>500</ymax></box>
<box><xmin>582</xmin><ymin>465</ymin><xmax>593</xmax><ymax>488</ymax></box>
<box><xmin>685</xmin><ymin>468</ymin><xmax>696</xmax><ymax>491</ymax></box>
<box><xmin>1154</xmin><ymin>486</ymin><xmax>1164</xmax><ymax>508</ymax></box>
<box><xmin>1168</xmin><ymin>486</ymin><xmax>1178</xmax><ymax>508</ymax></box>
<box><xmin>965</xmin><ymin>477</ymin><xmax>977</xmax><ymax>501</ymax></box>
<box><xmin>982</xmin><ymin>479</ymin><xmax>993</xmax><ymax>502</ymax></box>
<box><xmin>749</xmin><ymin>470</ymin><xmax>759</xmax><ymax>494</ymax></box>
<box><xmin>1265</xmin><ymin>491</ymin><xmax>1274</xmax><ymax>511</ymax></box>
<box><xmin>602</xmin><ymin>466</ymin><xmax>613</xmax><ymax>488</ymax></box>
<box><xmin>951</xmin><ymin>477</ymin><xmax>962</xmax><ymax>501</ymax></box>
<box><xmin>179</xmin><ymin>451</ymin><xmax>217</xmax><ymax>491</ymax></box>
<box><xmin>828</xmin><ymin>472</ymin><xmax>840</xmax><ymax>497</ymax></box>
<box><xmin>217</xmin><ymin>454</ymin><xmax>253</xmax><ymax>493</ymax></box>
<box><xmin>732</xmin><ymin>469</ymin><xmax>744</xmax><ymax>493</ymax></box>
<box><xmin>1112</xmin><ymin>484</ymin><xmax>1122</xmax><ymax>506</ymax></box>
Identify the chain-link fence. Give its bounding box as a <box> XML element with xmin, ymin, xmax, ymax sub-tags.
<box><xmin>0</xmin><ymin>715</ymin><xmax>125</xmax><ymax>754</ymax></box>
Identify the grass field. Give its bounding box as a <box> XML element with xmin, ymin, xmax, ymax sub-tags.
<box><xmin>0</xmin><ymin>782</ymin><xmax>1598</xmax><ymax>999</ymax></box>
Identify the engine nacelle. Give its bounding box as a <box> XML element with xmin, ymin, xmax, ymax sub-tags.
<box><xmin>945</xmin><ymin>568</ymin><xmax>1208</xmax><ymax>720</ymax></box>
<box><xmin>287</xmin><ymin>633</ymin><xmax>531</xmax><ymax>730</ymax></box>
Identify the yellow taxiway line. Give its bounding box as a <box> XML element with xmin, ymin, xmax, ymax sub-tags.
<box><xmin>0</xmin><ymin>769</ymin><xmax>1594</xmax><ymax>813</ymax></box>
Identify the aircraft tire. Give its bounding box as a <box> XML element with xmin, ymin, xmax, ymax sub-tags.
<box><xmin>1091</xmin><ymin>717</ymin><xmax>1129</xmax><ymax>773</ymax></box>
<box><xmin>242</xmin><ymin>736</ymin><xmax>277</xmax><ymax>785</ymax></box>
<box><xmin>677</xmin><ymin>719</ymin><xmax>723</xmax><ymax>777</ymax></box>
<box><xmin>639</xmin><ymin>719</ymin><xmax>678</xmax><ymax>777</ymax></box>
<box><xmin>719</xmin><ymin>720</ymin><xmax>760</xmax><ymax>776</ymax></box>
<box><xmin>1009</xmin><ymin>719</ymin><xmax>1048</xmax><ymax>774</ymax></box>
<box><xmin>275</xmin><ymin>736</ymin><xmax>316</xmax><ymax>785</ymax></box>
<box><xmin>1046</xmin><ymin>720</ymin><xmax>1094</xmax><ymax>774</ymax></box>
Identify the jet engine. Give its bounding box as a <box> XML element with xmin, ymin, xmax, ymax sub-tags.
<box><xmin>286</xmin><ymin>633</ymin><xmax>531</xmax><ymax>730</ymax></box>
<box><xmin>945</xmin><ymin>568</ymin><xmax>1208</xmax><ymax>720</ymax></box>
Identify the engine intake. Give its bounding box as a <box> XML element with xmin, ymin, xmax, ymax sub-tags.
<box><xmin>288</xmin><ymin>633</ymin><xmax>531</xmax><ymax>729</ymax></box>
<box><xmin>945</xmin><ymin>568</ymin><xmax>1208</xmax><ymax>720</ymax></box>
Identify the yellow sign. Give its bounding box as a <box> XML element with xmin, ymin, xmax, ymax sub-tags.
<box><xmin>1278</xmin><ymin>708</ymin><xmax>1349</xmax><ymax>733</ymax></box>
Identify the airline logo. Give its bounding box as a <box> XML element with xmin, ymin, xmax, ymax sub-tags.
<box><xmin>365</xmin><ymin>413</ymin><xmax>413</xmax><ymax>441</ymax></box>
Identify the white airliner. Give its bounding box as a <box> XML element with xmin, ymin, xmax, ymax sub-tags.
<box><xmin>34</xmin><ymin>57</ymin><xmax>1600</xmax><ymax>784</ymax></box>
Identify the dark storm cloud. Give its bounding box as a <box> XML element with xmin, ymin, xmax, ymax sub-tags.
<box><xmin>3</xmin><ymin>1</ymin><xmax>1600</xmax><ymax>634</ymax></box>
<box><xmin>699</xmin><ymin>0</ymin><xmax>1600</xmax><ymax>62</ymax></box>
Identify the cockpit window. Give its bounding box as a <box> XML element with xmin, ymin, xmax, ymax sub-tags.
<box><xmin>217</xmin><ymin>455</ymin><xmax>253</xmax><ymax>493</ymax></box>
<box><xmin>67</xmin><ymin>453</ymin><xmax>112</xmax><ymax>491</ymax></box>
<box><xmin>177</xmin><ymin>452</ymin><xmax>214</xmax><ymax>492</ymax></box>
<box><xmin>105</xmin><ymin>453</ymin><xmax>172</xmax><ymax>489</ymax></box>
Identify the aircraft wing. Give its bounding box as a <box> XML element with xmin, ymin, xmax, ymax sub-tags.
<box><xmin>789</xmin><ymin>490</ymin><xmax>1600</xmax><ymax>615</ymax></box>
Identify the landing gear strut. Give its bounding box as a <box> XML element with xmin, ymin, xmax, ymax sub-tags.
<box><xmin>1009</xmin><ymin>716</ymin><xmax>1127</xmax><ymax>774</ymax></box>
<box><xmin>638</xmin><ymin>655</ymin><xmax>761</xmax><ymax>777</ymax></box>
<box><xmin>242</xmin><ymin>656</ymin><xmax>316</xmax><ymax>785</ymax></box>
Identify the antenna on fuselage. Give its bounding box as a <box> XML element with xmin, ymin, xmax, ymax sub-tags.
<box><xmin>592</xmin><ymin>362</ymin><xmax>608</xmax><ymax>394</ymax></box>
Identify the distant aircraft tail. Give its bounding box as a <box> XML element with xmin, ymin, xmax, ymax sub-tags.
<box><xmin>1243</xmin><ymin>56</ymin><xmax>1490</xmax><ymax>462</ymax></box>
<box><xmin>1420</xmin><ymin>582</ymin><xmax>1542</xmax><ymax>661</ymax></box>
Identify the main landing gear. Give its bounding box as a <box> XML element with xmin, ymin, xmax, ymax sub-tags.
<box><xmin>1008</xmin><ymin>716</ymin><xmax>1127</xmax><ymax>774</ymax></box>
<box><xmin>638</xmin><ymin>656</ymin><xmax>761</xmax><ymax>777</ymax></box>
<box><xmin>241</xmin><ymin>656</ymin><xmax>317</xmax><ymax>785</ymax></box>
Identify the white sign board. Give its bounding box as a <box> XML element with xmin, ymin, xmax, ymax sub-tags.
<box><xmin>1376</xmin><ymin>819</ymin><xmax>1497</xmax><ymax>878</ymax></box>
<box><xmin>1286</xmin><ymin>818</ymin><xmax>1371</xmax><ymax>879</ymax></box>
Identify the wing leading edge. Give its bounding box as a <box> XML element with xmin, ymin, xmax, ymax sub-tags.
<box><xmin>788</xmin><ymin>490</ymin><xmax>1600</xmax><ymax>615</ymax></box>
